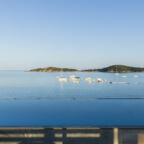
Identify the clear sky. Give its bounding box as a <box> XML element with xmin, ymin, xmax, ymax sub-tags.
<box><xmin>0</xmin><ymin>0</ymin><xmax>144</xmax><ymax>70</ymax></box>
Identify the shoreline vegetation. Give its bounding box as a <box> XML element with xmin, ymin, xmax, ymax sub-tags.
<box><xmin>26</xmin><ymin>65</ymin><xmax>144</xmax><ymax>73</ymax></box>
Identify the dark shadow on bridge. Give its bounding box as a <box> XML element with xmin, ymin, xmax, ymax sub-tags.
<box><xmin>0</xmin><ymin>128</ymin><xmax>144</xmax><ymax>144</ymax></box>
<box><xmin>0</xmin><ymin>127</ymin><xmax>113</xmax><ymax>144</ymax></box>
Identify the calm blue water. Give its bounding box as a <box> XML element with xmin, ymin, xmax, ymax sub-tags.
<box><xmin>0</xmin><ymin>71</ymin><xmax>144</xmax><ymax>127</ymax></box>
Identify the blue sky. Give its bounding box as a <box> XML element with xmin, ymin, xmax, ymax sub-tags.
<box><xmin>0</xmin><ymin>0</ymin><xmax>144</xmax><ymax>70</ymax></box>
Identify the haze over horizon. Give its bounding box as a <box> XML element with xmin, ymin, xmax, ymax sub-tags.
<box><xmin>0</xmin><ymin>0</ymin><xmax>144</xmax><ymax>70</ymax></box>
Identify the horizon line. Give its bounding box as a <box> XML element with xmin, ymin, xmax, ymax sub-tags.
<box><xmin>1</xmin><ymin>64</ymin><xmax>144</xmax><ymax>71</ymax></box>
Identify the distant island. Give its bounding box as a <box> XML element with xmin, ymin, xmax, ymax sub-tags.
<box><xmin>27</xmin><ymin>67</ymin><xmax>79</xmax><ymax>72</ymax></box>
<box><xmin>82</xmin><ymin>65</ymin><xmax>144</xmax><ymax>73</ymax></box>
<box><xmin>27</xmin><ymin>65</ymin><xmax>144</xmax><ymax>73</ymax></box>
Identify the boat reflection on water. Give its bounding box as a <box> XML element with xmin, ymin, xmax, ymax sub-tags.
<box><xmin>134</xmin><ymin>75</ymin><xmax>139</xmax><ymax>78</ymax></box>
<box><xmin>71</xmin><ymin>78</ymin><xmax>80</xmax><ymax>84</ymax></box>
<box><xmin>85</xmin><ymin>77</ymin><xmax>95</xmax><ymax>84</ymax></box>
<box><xmin>121</xmin><ymin>75</ymin><xmax>127</xmax><ymax>78</ymax></box>
<box><xmin>109</xmin><ymin>81</ymin><xmax>130</xmax><ymax>85</ymax></box>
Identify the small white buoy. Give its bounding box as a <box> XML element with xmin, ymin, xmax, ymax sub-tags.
<box><xmin>104</xmin><ymin>79</ymin><xmax>107</xmax><ymax>82</ymax></box>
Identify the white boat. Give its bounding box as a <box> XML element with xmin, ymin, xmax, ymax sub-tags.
<box><xmin>70</xmin><ymin>75</ymin><xmax>81</xmax><ymax>83</ymax></box>
<box><xmin>97</xmin><ymin>78</ymin><xmax>103</xmax><ymax>83</ymax></box>
<box><xmin>57</xmin><ymin>68</ymin><xmax>68</xmax><ymax>82</ymax></box>
<box><xmin>69</xmin><ymin>75</ymin><xmax>76</xmax><ymax>79</ymax></box>
<box><xmin>58</xmin><ymin>77</ymin><xmax>67</xmax><ymax>82</ymax></box>
<box><xmin>70</xmin><ymin>75</ymin><xmax>80</xmax><ymax>79</ymax></box>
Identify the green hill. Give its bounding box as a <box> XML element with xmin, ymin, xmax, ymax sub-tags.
<box><xmin>28</xmin><ymin>67</ymin><xmax>79</xmax><ymax>72</ymax></box>
<box><xmin>27</xmin><ymin>65</ymin><xmax>144</xmax><ymax>73</ymax></box>
<box><xmin>85</xmin><ymin>65</ymin><xmax>144</xmax><ymax>73</ymax></box>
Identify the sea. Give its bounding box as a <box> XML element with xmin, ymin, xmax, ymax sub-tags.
<box><xmin>0</xmin><ymin>70</ymin><xmax>144</xmax><ymax>127</ymax></box>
